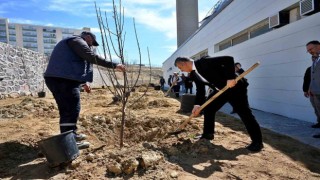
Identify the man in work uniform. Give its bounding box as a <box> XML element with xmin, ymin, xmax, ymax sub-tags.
<box><xmin>174</xmin><ymin>56</ymin><xmax>263</xmax><ymax>152</ymax></box>
<box><xmin>44</xmin><ymin>31</ymin><xmax>125</xmax><ymax>148</ymax></box>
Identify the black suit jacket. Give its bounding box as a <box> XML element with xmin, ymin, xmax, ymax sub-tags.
<box><xmin>303</xmin><ymin>66</ymin><xmax>311</xmax><ymax>92</ymax></box>
<box><xmin>191</xmin><ymin>56</ymin><xmax>236</xmax><ymax>105</ymax></box>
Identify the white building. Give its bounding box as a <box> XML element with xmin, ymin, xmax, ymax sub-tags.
<box><xmin>163</xmin><ymin>0</ymin><xmax>320</xmax><ymax>122</ymax></box>
<box><xmin>0</xmin><ymin>17</ymin><xmax>89</xmax><ymax>56</ymax></box>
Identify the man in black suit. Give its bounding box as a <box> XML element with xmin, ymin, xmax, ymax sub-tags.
<box><xmin>174</xmin><ymin>56</ymin><xmax>263</xmax><ymax>152</ymax></box>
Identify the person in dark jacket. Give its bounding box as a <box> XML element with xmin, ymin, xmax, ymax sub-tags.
<box><xmin>184</xmin><ymin>73</ymin><xmax>193</xmax><ymax>94</ymax></box>
<box><xmin>44</xmin><ymin>31</ymin><xmax>125</xmax><ymax>147</ymax></box>
<box><xmin>160</xmin><ymin>77</ymin><xmax>165</xmax><ymax>90</ymax></box>
<box><xmin>174</xmin><ymin>56</ymin><xmax>263</xmax><ymax>152</ymax></box>
<box><xmin>168</xmin><ymin>75</ymin><xmax>172</xmax><ymax>87</ymax></box>
<box><xmin>303</xmin><ymin>66</ymin><xmax>311</xmax><ymax>97</ymax></box>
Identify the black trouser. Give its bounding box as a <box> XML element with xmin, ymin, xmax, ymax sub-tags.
<box><xmin>203</xmin><ymin>85</ymin><xmax>262</xmax><ymax>144</ymax></box>
<box><xmin>173</xmin><ymin>85</ymin><xmax>180</xmax><ymax>97</ymax></box>
<box><xmin>185</xmin><ymin>86</ymin><xmax>193</xmax><ymax>94</ymax></box>
<box><xmin>45</xmin><ymin>77</ymin><xmax>82</xmax><ymax>133</ymax></box>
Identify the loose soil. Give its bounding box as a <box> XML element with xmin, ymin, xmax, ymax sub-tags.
<box><xmin>0</xmin><ymin>88</ymin><xmax>320</xmax><ymax>180</ymax></box>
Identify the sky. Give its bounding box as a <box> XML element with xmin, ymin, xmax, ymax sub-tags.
<box><xmin>0</xmin><ymin>0</ymin><xmax>219</xmax><ymax>67</ymax></box>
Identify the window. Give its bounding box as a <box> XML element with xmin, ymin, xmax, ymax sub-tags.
<box><xmin>9</xmin><ymin>30</ymin><xmax>16</xmax><ymax>35</ymax></box>
<box><xmin>0</xmin><ymin>19</ymin><xmax>6</xmax><ymax>24</ymax></box>
<box><xmin>8</xmin><ymin>24</ymin><xmax>15</xmax><ymax>29</ymax></box>
<box><xmin>9</xmin><ymin>36</ymin><xmax>16</xmax><ymax>41</ymax></box>
<box><xmin>62</xmin><ymin>29</ymin><xmax>74</xmax><ymax>34</ymax></box>
<box><xmin>289</xmin><ymin>7</ymin><xmax>301</xmax><ymax>23</ymax></box>
<box><xmin>0</xmin><ymin>37</ymin><xmax>7</xmax><ymax>43</ymax></box>
<box><xmin>22</xmin><ymin>25</ymin><xmax>37</xmax><ymax>31</ymax></box>
<box><xmin>0</xmin><ymin>32</ymin><xmax>6</xmax><ymax>36</ymax></box>
<box><xmin>232</xmin><ymin>32</ymin><xmax>248</xmax><ymax>46</ymax></box>
<box><xmin>219</xmin><ymin>40</ymin><xmax>232</xmax><ymax>51</ymax></box>
<box><xmin>250</xmin><ymin>23</ymin><xmax>270</xmax><ymax>39</ymax></box>
<box><xmin>23</xmin><ymin>37</ymin><xmax>37</xmax><ymax>42</ymax></box>
<box><xmin>191</xmin><ymin>49</ymin><xmax>208</xmax><ymax>60</ymax></box>
<box><xmin>23</xmin><ymin>31</ymin><xmax>37</xmax><ymax>36</ymax></box>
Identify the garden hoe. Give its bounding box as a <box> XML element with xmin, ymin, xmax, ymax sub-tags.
<box><xmin>166</xmin><ymin>62</ymin><xmax>260</xmax><ymax>136</ymax></box>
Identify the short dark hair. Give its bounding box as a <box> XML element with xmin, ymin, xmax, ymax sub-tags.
<box><xmin>306</xmin><ymin>40</ymin><xmax>320</xmax><ymax>46</ymax></box>
<box><xmin>174</xmin><ymin>57</ymin><xmax>192</xmax><ymax>66</ymax></box>
<box><xmin>235</xmin><ymin>62</ymin><xmax>241</xmax><ymax>67</ymax></box>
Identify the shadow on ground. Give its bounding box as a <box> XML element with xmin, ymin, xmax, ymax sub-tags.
<box><xmin>215</xmin><ymin>111</ymin><xmax>320</xmax><ymax>174</ymax></box>
<box><xmin>0</xmin><ymin>141</ymin><xmax>61</xmax><ymax>179</ymax></box>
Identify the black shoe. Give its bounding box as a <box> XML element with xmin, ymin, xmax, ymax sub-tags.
<box><xmin>201</xmin><ymin>134</ymin><xmax>214</xmax><ymax>140</ymax></box>
<box><xmin>246</xmin><ymin>142</ymin><xmax>263</xmax><ymax>152</ymax></box>
<box><xmin>193</xmin><ymin>133</ymin><xmax>214</xmax><ymax>140</ymax></box>
<box><xmin>311</xmin><ymin>123</ymin><xmax>320</xmax><ymax>128</ymax></box>
<box><xmin>313</xmin><ymin>134</ymin><xmax>320</xmax><ymax>138</ymax></box>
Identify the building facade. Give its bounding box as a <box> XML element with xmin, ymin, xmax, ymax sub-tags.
<box><xmin>0</xmin><ymin>17</ymin><xmax>89</xmax><ymax>56</ymax></box>
<box><xmin>163</xmin><ymin>0</ymin><xmax>320</xmax><ymax>122</ymax></box>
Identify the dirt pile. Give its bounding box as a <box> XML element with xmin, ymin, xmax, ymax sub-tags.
<box><xmin>0</xmin><ymin>97</ymin><xmax>57</xmax><ymax>119</ymax></box>
<box><xmin>0</xmin><ymin>88</ymin><xmax>320</xmax><ymax>179</ymax></box>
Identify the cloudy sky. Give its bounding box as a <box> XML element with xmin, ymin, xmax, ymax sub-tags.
<box><xmin>0</xmin><ymin>0</ymin><xmax>219</xmax><ymax>66</ymax></box>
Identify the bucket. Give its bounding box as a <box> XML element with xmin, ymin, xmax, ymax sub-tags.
<box><xmin>38</xmin><ymin>130</ymin><xmax>79</xmax><ymax>167</ymax></box>
<box><xmin>38</xmin><ymin>91</ymin><xmax>46</xmax><ymax>98</ymax></box>
<box><xmin>180</xmin><ymin>94</ymin><xmax>196</xmax><ymax>112</ymax></box>
<box><xmin>154</xmin><ymin>85</ymin><xmax>161</xmax><ymax>90</ymax></box>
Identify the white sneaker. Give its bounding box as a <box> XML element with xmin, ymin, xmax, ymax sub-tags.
<box><xmin>77</xmin><ymin>141</ymin><xmax>90</xmax><ymax>149</ymax></box>
<box><xmin>74</xmin><ymin>133</ymin><xmax>87</xmax><ymax>141</ymax></box>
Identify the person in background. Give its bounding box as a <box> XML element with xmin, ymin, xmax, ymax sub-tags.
<box><xmin>180</xmin><ymin>73</ymin><xmax>186</xmax><ymax>93</ymax></box>
<box><xmin>184</xmin><ymin>73</ymin><xmax>193</xmax><ymax>94</ymax></box>
<box><xmin>231</xmin><ymin>62</ymin><xmax>246</xmax><ymax>114</ymax></box>
<box><xmin>235</xmin><ymin>62</ymin><xmax>245</xmax><ymax>74</ymax></box>
<box><xmin>171</xmin><ymin>72</ymin><xmax>182</xmax><ymax>98</ymax></box>
<box><xmin>303</xmin><ymin>56</ymin><xmax>320</xmax><ymax>131</ymax></box>
<box><xmin>168</xmin><ymin>75</ymin><xmax>172</xmax><ymax>88</ymax></box>
<box><xmin>305</xmin><ymin>40</ymin><xmax>320</xmax><ymax>138</ymax></box>
<box><xmin>159</xmin><ymin>76</ymin><xmax>165</xmax><ymax>90</ymax></box>
<box><xmin>174</xmin><ymin>56</ymin><xmax>263</xmax><ymax>152</ymax></box>
<box><xmin>44</xmin><ymin>31</ymin><xmax>125</xmax><ymax>148</ymax></box>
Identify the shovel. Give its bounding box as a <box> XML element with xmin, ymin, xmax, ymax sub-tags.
<box><xmin>165</xmin><ymin>83</ymin><xmax>175</xmax><ymax>97</ymax></box>
<box><xmin>167</xmin><ymin>62</ymin><xmax>260</xmax><ymax>136</ymax></box>
<box><xmin>165</xmin><ymin>71</ymin><xmax>181</xmax><ymax>97</ymax></box>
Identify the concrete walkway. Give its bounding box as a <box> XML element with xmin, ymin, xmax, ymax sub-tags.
<box><xmin>219</xmin><ymin>104</ymin><xmax>320</xmax><ymax>149</ymax></box>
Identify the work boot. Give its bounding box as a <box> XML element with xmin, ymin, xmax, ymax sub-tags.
<box><xmin>77</xmin><ymin>141</ymin><xmax>90</xmax><ymax>150</ymax></box>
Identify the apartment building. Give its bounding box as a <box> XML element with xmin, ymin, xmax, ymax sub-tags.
<box><xmin>0</xmin><ymin>17</ymin><xmax>90</xmax><ymax>55</ymax></box>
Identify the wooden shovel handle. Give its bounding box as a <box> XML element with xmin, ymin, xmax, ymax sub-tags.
<box><xmin>175</xmin><ymin>62</ymin><xmax>260</xmax><ymax>131</ymax></box>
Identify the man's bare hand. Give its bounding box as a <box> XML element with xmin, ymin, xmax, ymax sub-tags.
<box><xmin>192</xmin><ymin>105</ymin><xmax>201</xmax><ymax>116</ymax></box>
<box><xmin>227</xmin><ymin>79</ymin><xmax>237</xmax><ymax>88</ymax></box>
<box><xmin>83</xmin><ymin>84</ymin><xmax>91</xmax><ymax>93</ymax></box>
<box><xmin>116</xmin><ymin>64</ymin><xmax>126</xmax><ymax>72</ymax></box>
